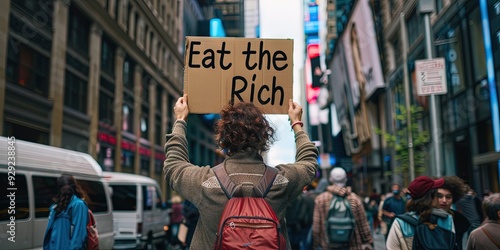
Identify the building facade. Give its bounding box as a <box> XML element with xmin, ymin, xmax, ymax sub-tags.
<box><xmin>0</xmin><ymin>0</ymin><xmax>220</xmax><ymax>200</ymax></box>
<box><xmin>321</xmin><ymin>0</ymin><xmax>499</xmax><ymax>194</ymax></box>
<box><xmin>380</xmin><ymin>0</ymin><xmax>500</xmax><ymax>192</ymax></box>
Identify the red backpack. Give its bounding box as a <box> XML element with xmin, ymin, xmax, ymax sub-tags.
<box><xmin>86</xmin><ymin>209</ymin><xmax>99</xmax><ymax>250</ymax></box>
<box><xmin>213</xmin><ymin>164</ymin><xmax>287</xmax><ymax>250</ymax></box>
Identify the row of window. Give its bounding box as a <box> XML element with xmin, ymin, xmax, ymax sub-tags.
<box><xmin>104</xmin><ymin>0</ymin><xmax>181</xmax><ymax>81</ymax></box>
<box><xmin>0</xmin><ymin>173</ymin><xmax>108</xmax><ymax>221</ymax></box>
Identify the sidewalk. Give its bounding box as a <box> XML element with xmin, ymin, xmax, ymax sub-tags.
<box><xmin>373</xmin><ymin>232</ymin><xmax>386</xmax><ymax>250</ymax></box>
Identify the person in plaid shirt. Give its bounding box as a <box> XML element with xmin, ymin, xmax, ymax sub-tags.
<box><xmin>312</xmin><ymin>167</ymin><xmax>373</xmax><ymax>250</ymax></box>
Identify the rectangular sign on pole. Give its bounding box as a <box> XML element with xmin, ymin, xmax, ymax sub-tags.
<box><xmin>184</xmin><ymin>36</ymin><xmax>294</xmax><ymax>114</ymax></box>
<box><xmin>415</xmin><ymin>58</ymin><xmax>448</xmax><ymax>96</ymax></box>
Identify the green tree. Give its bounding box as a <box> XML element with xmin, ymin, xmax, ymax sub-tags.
<box><xmin>376</xmin><ymin>104</ymin><xmax>430</xmax><ymax>183</ymax></box>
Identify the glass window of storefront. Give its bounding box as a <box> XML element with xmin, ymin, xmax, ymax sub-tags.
<box><xmin>435</xmin><ymin>25</ymin><xmax>466</xmax><ymax>96</ymax></box>
<box><xmin>122</xmin><ymin>149</ymin><xmax>135</xmax><ymax>173</ymax></box>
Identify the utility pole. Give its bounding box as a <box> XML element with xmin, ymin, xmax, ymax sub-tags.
<box><xmin>419</xmin><ymin>0</ymin><xmax>443</xmax><ymax>177</ymax></box>
<box><xmin>400</xmin><ymin>13</ymin><xmax>415</xmax><ymax>181</ymax></box>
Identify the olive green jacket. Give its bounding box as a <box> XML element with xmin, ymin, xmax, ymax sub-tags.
<box><xmin>164</xmin><ymin>120</ymin><xmax>318</xmax><ymax>249</ymax></box>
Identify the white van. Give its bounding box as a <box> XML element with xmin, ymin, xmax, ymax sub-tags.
<box><xmin>102</xmin><ymin>171</ymin><xmax>170</xmax><ymax>249</ymax></box>
<box><xmin>0</xmin><ymin>136</ymin><xmax>114</xmax><ymax>249</ymax></box>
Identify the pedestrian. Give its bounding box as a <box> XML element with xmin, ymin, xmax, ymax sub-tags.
<box><xmin>377</xmin><ymin>193</ymin><xmax>389</xmax><ymax>236</ymax></box>
<box><xmin>441</xmin><ymin>176</ymin><xmax>469</xmax><ymax>249</ymax></box>
<box><xmin>386</xmin><ymin>176</ymin><xmax>456</xmax><ymax>250</ymax></box>
<box><xmin>312</xmin><ymin>167</ymin><xmax>374</xmax><ymax>250</ymax></box>
<box><xmin>168</xmin><ymin>195</ymin><xmax>184</xmax><ymax>249</ymax></box>
<box><xmin>286</xmin><ymin>186</ymin><xmax>315</xmax><ymax>250</ymax></box>
<box><xmin>43</xmin><ymin>174</ymin><xmax>88</xmax><ymax>250</ymax></box>
<box><xmin>180</xmin><ymin>200</ymin><xmax>199</xmax><ymax>249</ymax></box>
<box><xmin>163</xmin><ymin>95</ymin><xmax>319</xmax><ymax>249</ymax></box>
<box><xmin>466</xmin><ymin>193</ymin><xmax>500</xmax><ymax>249</ymax></box>
<box><xmin>381</xmin><ymin>184</ymin><xmax>406</xmax><ymax>241</ymax></box>
<box><xmin>455</xmin><ymin>185</ymin><xmax>484</xmax><ymax>238</ymax></box>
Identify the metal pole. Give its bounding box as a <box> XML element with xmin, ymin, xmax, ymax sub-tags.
<box><xmin>400</xmin><ymin>13</ymin><xmax>415</xmax><ymax>181</ymax></box>
<box><xmin>423</xmin><ymin>13</ymin><xmax>442</xmax><ymax>177</ymax></box>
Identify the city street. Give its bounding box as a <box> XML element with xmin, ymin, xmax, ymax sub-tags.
<box><xmin>373</xmin><ymin>232</ymin><xmax>386</xmax><ymax>250</ymax></box>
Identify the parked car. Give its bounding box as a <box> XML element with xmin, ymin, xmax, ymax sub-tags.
<box><xmin>0</xmin><ymin>136</ymin><xmax>114</xmax><ymax>249</ymax></box>
<box><xmin>102</xmin><ymin>171</ymin><xmax>170</xmax><ymax>249</ymax></box>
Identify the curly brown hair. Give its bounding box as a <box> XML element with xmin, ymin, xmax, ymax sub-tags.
<box><xmin>441</xmin><ymin>175</ymin><xmax>467</xmax><ymax>203</ymax></box>
<box><xmin>214</xmin><ymin>102</ymin><xmax>276</xmax><ymax>156</ymax></box>
<box><xmin>406</xmin><ymin>188</ymin><xmax>437</xmax><ymax>222</ymax></box>
<box><xmin>53</xmin><ymin>174</ymin><xmax>85</xmax><ymax>213</ymax></box>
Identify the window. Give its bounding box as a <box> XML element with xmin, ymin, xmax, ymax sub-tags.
<box><xmin>155</xmin><ymin>187</ymin><xmax>162</xmax><ymax>209</ymax></box>
<box><xmin>122</xmin><ymin>149</ymin><xmax>135</xmax><ymax>172</ymax></box>
<box><xmin>123</xmin><ymin>93</ymin><xmax>134</xmax><ymax>133</ymax></box>
<box><xmin>101</xmin><ymin>37</ymin><xmax>115</xmax><ymax>77</ymax></box>
<box><xmin>388</xmin><ymin>0</ymin><xmax>396</xmax><ymax>15</ymax></box>
<box><xmin>140</xmin><ymin>156</ymin><xmax>150</xmax><ymax>176</ymax></box>
<box><xmin>67</xmin><ymin>6</ymin><xmax>90</xmax><ymax>56</ymax></box>
<box><xmin>77</xmin><ymin>179</ymin><xmax>109</xmax><ymax>213</ymax></box>
<box><xmin>123</xmin><ymin>57</ymin><xmax>134</xmax><ymax>89</ymax></box>
<box><xmin>141</xmin><ymin>114</ymin><xmax>148</xmax><ymax>139</ymax></box>
<box><xmin>435</xmin><ymin>24</ymin><xmax>466</xmax><ymax>96</ymax></box>
<box><xmin>155</xmin><ymin>115</ymin><xmax>162</xmax><ymax>144</ymax></box>
<box><xmin>99</xmin><ymin>77</ymin><xmax>115</xmax><ymax>124</ymax></box>
<box><xmin>143</xmin><ymin>186</ymin><xmax>155</xmax><ymax>211</ymax></box>
<box><xmin>407</xmin><ymin>11</ymin><xmax>422</xmax><ymax>46</ymax></box>
<box><xmin>33</xmin><ymin>176</ymin><xmax>57</xmax><ymax>218</ymax></box>
<box><xmin>468</xmin><ymin>7</ymin><xmax>487</xmax><ymax>81</ymax></box>
<box><xmin>436</xmin><ymin>0</ymin><xmax>444</xmax><ymax>13</ymax></box>
<box><xmin>155</xmin><ymin>158</ymin><xmax>163</xmax><ymax>175</ymax></box>
<box><xmin>0</xmin><ymin>173</ymin><xmax>29</xmax><ymax>221</ymax></box>
<box><xmin>167</xmin><ymin>94</ymin><xmax>175</xmax><ymax>132</ymax></box>
<box><xmin>13</xmin><ymin>0</ymin><xmax>53</xmax><ymax>29</ymax></box>
<box><xmin>64</xmin><ymin>70</ymin><xmax>88</xmax><ymax>113</ymax></box>
<box><xmin>6</xmin><ymin>39</ymin><xmax>49</xmax><ymax>96</ymax></box>
<box><xmin>115</xmin><ymin>0</ymin><xmax>121</xmax><ymax>20</ymax></box>
<box><xmin>110</xmin><ymin>185</ymin><xmax>137</xmax><ymax>211</ymax></box>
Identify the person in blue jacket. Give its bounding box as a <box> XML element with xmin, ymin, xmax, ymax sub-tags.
<box><xmin>43</xmin><ymin>174</ymin><xmax>88</xmax><ymax>250</ymax></box>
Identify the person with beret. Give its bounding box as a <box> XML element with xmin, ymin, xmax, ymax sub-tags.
<box><xmin>386</xmin><ymin>176</ymin><xmax>456</xmax><ymax>250</ymax></box>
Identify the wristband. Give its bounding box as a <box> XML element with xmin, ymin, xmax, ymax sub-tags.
<box><xmin>291</xmin><ymin>121</ymin><xmax>304</xmax><ymax>130</ymax></box>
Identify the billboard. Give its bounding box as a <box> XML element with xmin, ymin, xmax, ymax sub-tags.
<box><xmin>341</xmin><ymin>0</ymin><xmax>385</xmax><ymax>106</ymax></box>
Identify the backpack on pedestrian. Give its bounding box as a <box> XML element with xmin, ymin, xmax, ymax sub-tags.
<box><xmin>86</xmin><ymin>208</ymin><xmax>99</xmax><ymax>250</ymax></box>
<box><xmin>326</xmin><ymin>195</ymin><xmax>355</xmax><ymax>246</ymax></box>
<box><xmin>213</xmin><ymin>164</ymin><xmax>287</xmax><ymax>250</ymax></box>
<box><xmin>396</xmin><ymin>213</ymin><xmax>457</xmax><ymax>250</ymax></box>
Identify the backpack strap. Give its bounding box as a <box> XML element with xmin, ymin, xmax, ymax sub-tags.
<box><xmin>481</xmin><ymin>227</ymin><xmax>500</xmax><ymax>248</ymax></box>
<box><xmin>213</xmin><ymin>162</ymin><xmax>278</xmax><ymax>199</ymax></box>
<box><xmin>396</xmin><ymin>213</ymin><xmax>419</xmax><ymax>227</ymax></box>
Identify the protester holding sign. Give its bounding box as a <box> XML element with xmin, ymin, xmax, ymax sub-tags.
<box><xmin>163</xmin><ymin>95</ymin><xmax>318</xmax><ymax>249</ymax></box>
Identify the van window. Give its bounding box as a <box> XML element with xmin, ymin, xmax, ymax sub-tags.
<box><xmin>0</xmin><ymin>173</ymin><xmax>29</xmax><ymax>220</ymax></box>
<box><xmin>110</xmin><ymin>185</ymin><xmax>137</xmax><ymax>211</ymax></box>
<box><xmin>78</xmin><ymin>179</ymin><xmax>109</xmax><ymax>213</ymax></box>
<box><xmin>33</xmin><ymin>176</ymin><xmax>57</xmax><ymax>218</ymax></box>
<box><xmin>143</xmin><ymin>185</ymin><xmax>154</xmax><ymax>211</ymax></box>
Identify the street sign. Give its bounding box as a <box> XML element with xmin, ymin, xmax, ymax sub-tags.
<box><xmin>415</xmin><ymin>58</ymin><xmax>448</xmax><ymax>96</ymax></box>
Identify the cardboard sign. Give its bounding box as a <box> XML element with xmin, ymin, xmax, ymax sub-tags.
<box><xmin>184</xmin><ymin>36</ymin><xmax>294</xmax><ymax>114</ymax></box>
